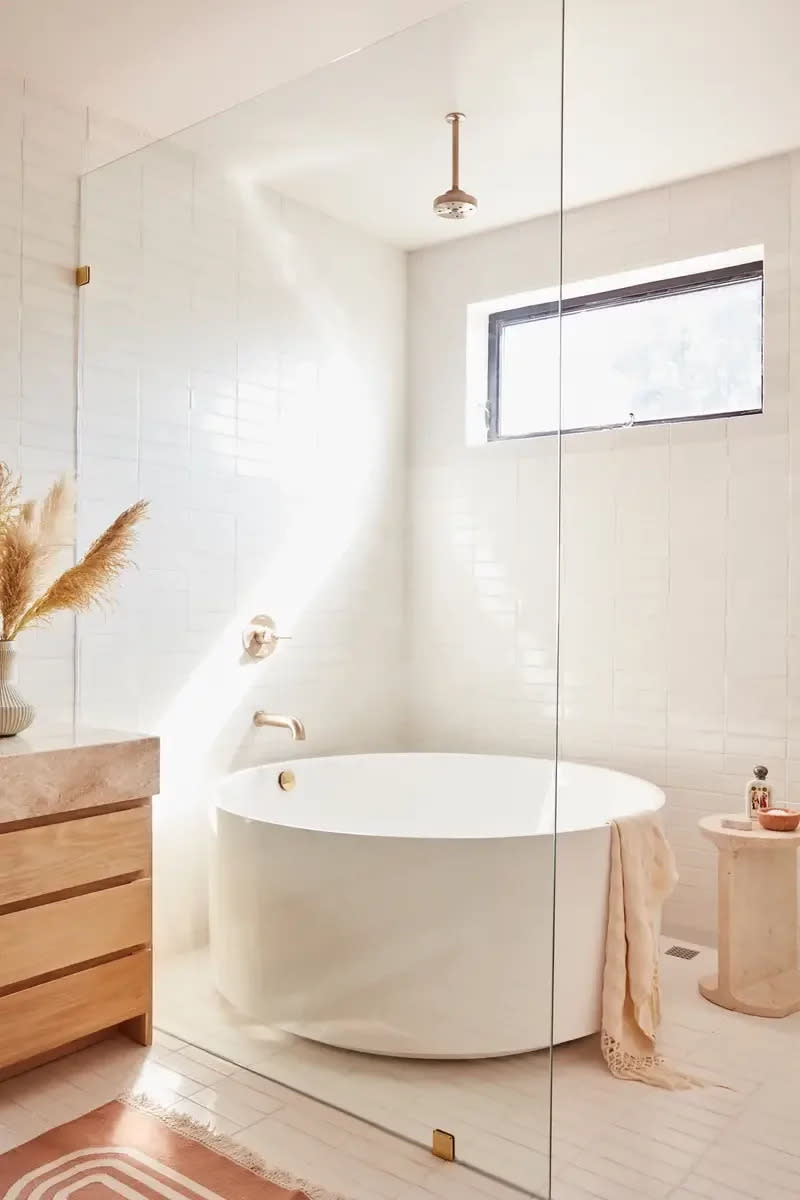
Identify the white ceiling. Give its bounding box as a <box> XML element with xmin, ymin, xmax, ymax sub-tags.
<box><xmin>8</xmin><ymin>0</ymin><xmax>800</xmax><ymax>249</ymax></box>
<box><xmin>163</xmin><ymin>0</ymin><xmax>800</xmax><ymax>249</ymax></box>
<box><xmin>0</xmin><ymin>0</ymin><xmax>460</xmax><ymax>141</ymax></box>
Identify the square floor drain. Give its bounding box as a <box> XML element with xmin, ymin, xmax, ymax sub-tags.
<box><xmin>666</xmin><ymin>944</ymin><xmax>699</xmax><ymax>960</ymax></box>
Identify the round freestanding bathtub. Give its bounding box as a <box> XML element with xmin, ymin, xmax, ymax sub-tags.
<box><xmin>210</xmin><ymin>754</ymin><xmax>664</xmax><ymax>1058</ymax></box>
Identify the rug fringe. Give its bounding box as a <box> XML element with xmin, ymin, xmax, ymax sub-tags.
<box><xmin>119</xmin><ymin>1090</ymin><xmax>349</xmax><ymax>1200</ymax></box>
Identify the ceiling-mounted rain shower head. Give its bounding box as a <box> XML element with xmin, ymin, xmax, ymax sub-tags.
<box><xmin>433</xmin><ymin>112</ymin><xmax>477</xmax><ymax>219</ymax></box>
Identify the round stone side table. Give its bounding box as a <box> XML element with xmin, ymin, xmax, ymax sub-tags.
<box><xmin>698</xmin><ymin>814</ymin><xmax>800</xmax><ymax>1017</ymax></box>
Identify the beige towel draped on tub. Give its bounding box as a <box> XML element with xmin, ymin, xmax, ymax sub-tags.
<box><xmin>601</xmin><ymin>811</ymin><xmax>701</xmax><ymax>1089</ymax></box>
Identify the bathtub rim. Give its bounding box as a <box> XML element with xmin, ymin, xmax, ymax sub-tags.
<box><xmin>215</xmin><ymin>751</ymin><xmax>665</xmax><ymax>841</ymax></box>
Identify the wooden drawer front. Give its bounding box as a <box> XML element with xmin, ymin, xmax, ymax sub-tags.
<box><xmin>0</xmin><ymin>950</ymin><xmax>150</xmax><ymax>1070</ymax></box>
<box><xmin>0</xmin><ymin>878</ymin><xmax>151</xmax><ymax>990</ymax></box>
<box><xmin>0</xmin><ymin>805</ymin><xmax>150</xmax><ymax>906</ymax></box>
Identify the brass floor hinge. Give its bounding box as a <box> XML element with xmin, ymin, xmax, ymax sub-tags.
<box><xmin>432</xmin><ymin>1129</ymin><xmax>455</xmax><ymax>1162</ymax></box>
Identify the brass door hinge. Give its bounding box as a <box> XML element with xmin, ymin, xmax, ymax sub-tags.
<box><xmin>432</xmin><ymin>1129</ymin><xmax>455</xmax><ymax>1162</ymax></box>
<box><xmin>75</xmin><ymin>265</ymin><xmax>91</xmax><ymax>287</ymax></box>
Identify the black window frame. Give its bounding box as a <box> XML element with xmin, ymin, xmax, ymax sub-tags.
<box><xmin>486</xmin><ymin>260</ymin><xmax>764</xmax><ymax>441</ymax></box>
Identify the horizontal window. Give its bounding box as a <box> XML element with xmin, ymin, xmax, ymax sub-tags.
<box><xmin>486</xmin><ymin>260</ymin><xmax>764</xmax><ymax>440</ymax></box>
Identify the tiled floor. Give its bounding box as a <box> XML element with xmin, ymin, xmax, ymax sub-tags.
<box><xmin>155</xmin><ymin>940</ymin><xmax>800</xmax><ymax>1199</ymax></box>
<box><xmin>3</xmin><ymin>941</ymin><xmax>799</xmax><ymax>1200</ymax></box>
<box><xmin>0</xmin><ymin>1032</ymin><xmax>524</xmax><ymax>1200</ymax></box>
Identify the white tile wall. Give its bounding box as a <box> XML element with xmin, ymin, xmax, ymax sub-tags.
<box><xmin>408</xmin><ymin>154</ymin><xmax>797</xmax><ymax>945</ymax></box>
<box><xmin>0</xmin><ymin>71</ymin><xmax>407</xmax><ymax>957</ymax></box>
<box><xmin>0</xmin><ymin>73</ymin><xmax>159</xmax><ymax>727</ymax></box>
<box><xmin>0</xmin><ymin>75</ymin><xmax>80</xmax><ymax>727</ymax></box>
<box><xmin>78</xmin><ymin>145</ymin><xmax>408</xmax><ymax>955</ymax></box>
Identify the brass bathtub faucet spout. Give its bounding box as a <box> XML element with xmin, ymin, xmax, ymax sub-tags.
<box><xmin>252</xmin><ymin>711</ymin><xmax>306</xmax><ymax>740</ymax></box>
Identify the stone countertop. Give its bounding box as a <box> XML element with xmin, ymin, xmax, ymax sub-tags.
<box><xmin>0</xmin><ymin>727</ymin><xmax>160</xmax><ymax>823</ymax></box>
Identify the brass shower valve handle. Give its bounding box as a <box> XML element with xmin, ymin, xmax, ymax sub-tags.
<box><xmin>242</xmin><ymin>614</ymin><xmax>291</xmax><ymax>659</ymax></box>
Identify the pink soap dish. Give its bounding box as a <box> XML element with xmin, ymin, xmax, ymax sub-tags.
<box><xmin>758</xmin><ymin>808</ymin><xmax>800</xmax><ymax>832</ymax></box>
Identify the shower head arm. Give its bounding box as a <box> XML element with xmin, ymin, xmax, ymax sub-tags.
<box><xmin>446</xmin><ymin>112</ymin><xmax>465</xmax><ymax>190</ymax></box>
<box><xmin>450</xmin><ymin>113</ymin><xmax>460</xmax><ymax>189</ymax></box>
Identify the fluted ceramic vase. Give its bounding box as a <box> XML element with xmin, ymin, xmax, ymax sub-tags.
<box><xmin>0</xmin><ymin>641</ymin><xmax>34</xmax><ymax>736</ymax></box>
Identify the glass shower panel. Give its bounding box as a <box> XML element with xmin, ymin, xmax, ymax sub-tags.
<box><xmin>78</xmin><ymin>2</ymin><xmax>564</xmax><ymax>1193</ymax></box>
<box><xmin>556</xmin><ymin>2</ymin><xmax>800</xmax><ymax>1196</ymax></box>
